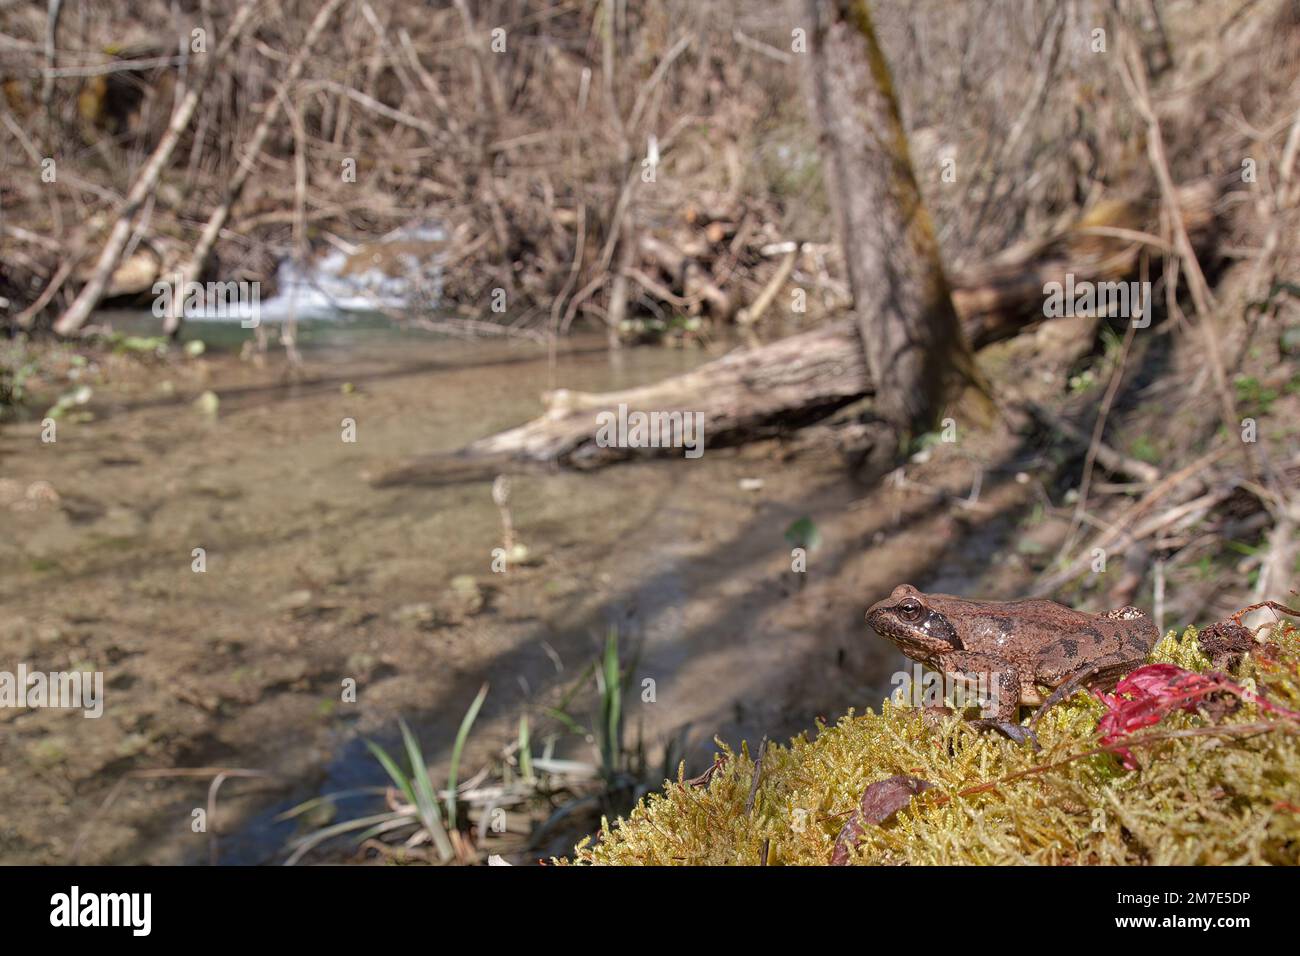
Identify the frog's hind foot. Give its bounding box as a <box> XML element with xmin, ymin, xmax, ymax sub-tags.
<box><xmin>1028</xmin><ymin>653</ymin><xmax>1142</xmax><ymax>731</ymax></box>
<box><xmin>968</xmin><ymin>718</ymin><xmax>1041</xmax><ymax>750</ymax></box>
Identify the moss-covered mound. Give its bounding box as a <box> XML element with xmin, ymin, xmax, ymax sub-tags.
<box><xmin>568</xmin><ymin>625</ymin><xmax>1300</xmax><ymax>865</ymax></box>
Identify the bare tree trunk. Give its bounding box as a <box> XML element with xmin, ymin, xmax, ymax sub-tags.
<box><xmin>52</xmin><ymin>0</ymin><xmax>260</xmax><ymax>337</ymax></box>
<box><xmin>41</xmin><ymin>0</ymin><xmax>64</xmax><ymax>127</ymax></box>
<box><xmin>606</xmin><ymin>221</ymin><xmax>635</xmax><ymax>349</ymax></box>
<box><xmin>805</xmin><ymin>0</ymin><xmax>988</xmax><ymax>437</ymax></box>
<box><xmin>453</xmin><ymin>0</ymin><xmax>511</xmax><ymax>258</ymax></box>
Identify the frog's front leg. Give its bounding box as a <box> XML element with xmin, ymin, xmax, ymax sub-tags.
<box><xmin>940</xmin><ymin>651</ymin><xmax>1021</xmax><ymax>723</ymax></box>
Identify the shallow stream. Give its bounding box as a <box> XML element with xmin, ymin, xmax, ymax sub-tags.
<box><xmin>3</xmin><ymin>315</ymin><xmax>923</xmax><ymax>863</ymax></box>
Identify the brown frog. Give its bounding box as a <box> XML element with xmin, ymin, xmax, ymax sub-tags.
<box><xmin>866</xmin><ymin>584</ymin><xmax>1159</xmax><ymax>724</ymax></box>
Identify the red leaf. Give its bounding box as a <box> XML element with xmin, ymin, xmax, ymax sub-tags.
<box><xmin>1094</xmin><ymin>663</ymin><xmax>1300</xmax><ymax>768</ymax></box>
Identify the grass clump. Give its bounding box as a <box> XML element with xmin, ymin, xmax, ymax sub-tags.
<box><xmin>566</xmin><ymin>624</ymin><xmax>1300</xmax><ymax>865</ymax></box>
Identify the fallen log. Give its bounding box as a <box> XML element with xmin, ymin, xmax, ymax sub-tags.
<box><xmin>373</xmin><ymin>180</ymin><xmax>1219</xmax><ymax>485</ymax></box>
<box><xmin>368</xmin><ymin>317</ymin><xmax>866</xmax><ymax>485</ymax></box>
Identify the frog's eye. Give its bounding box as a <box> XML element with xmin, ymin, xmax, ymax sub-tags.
<box><xmin>898</xmin><ymin>598</ymin><xmax>925</xmax><ymax>623</ymax></box>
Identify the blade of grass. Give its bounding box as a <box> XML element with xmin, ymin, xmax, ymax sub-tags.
<box><xmin>543</xmin><ymin>706</ymin><xmax>588</xmax><ymax>737</ymax></box>
<box><xmin>365</xmin><ymin>739</ymin><xmax>416</xmax><ymax>810</ymax></box>
<box><xmin>274</xmin><ymin>787</ymin><xmax>387</xmax><ymax>823</ymax></box>
<box><xmin>447</xmin><ymin>683</ymin><xmax>489</xmax><ymax>829</ymax></box>
<box><xmin>398</xmin><ymin>719</ymin><xmax>454</xmax><ymax>862</ymax></box>
<box><xmin>518</xmin><ymin>713</ymin><xmax>534</xmax><ymax>782</ymax></box>
<box><xmin>352</xmin><ymin>815</ymin><xmax>420</xmax><ymax>846</ymax></box>
<box><xmin>283</xmin><ymin>810</ymin><xmax>407</xmax><ymax>866</ymax></box>
<box><xmin>602</xmin><ymin>627</ymin><xmax>622</xmax><ymax>776</ymax></box>
<box><xmin>530</xmin><ymin>757</ymin><xmax>600</xmax><ymax>778</ymax></box>
<box><xmin>553</xmin><ymin>659</ymin><xmax>597</xmax><ymax>712</ymax></box>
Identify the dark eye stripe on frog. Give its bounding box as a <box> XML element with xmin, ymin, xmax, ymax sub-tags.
<box><xmin>921</xmin><ymin>609</ymin><xmax>960</xmax><ymax>647</ymax></box>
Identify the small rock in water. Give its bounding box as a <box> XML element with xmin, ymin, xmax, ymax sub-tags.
<box><xmin>739</xmin><ymin>477</ymin><xmax>764</xmax><ymax>491</ymax></box>
<box><xmin>194</xmin><ymin>390</ymin><xmax>220</xmax><ymax>418</ymax></box>
<box><xmin>271</xmin><ymin>590</ymin><xmax>315</xmax><ymax>614</ymax></box>
<box><xmin>391</xmin><ymin>602</ymin><xmax>439</xmax><ymax>629</ymax></box>
<box><xmin>26</xmin><ymin>481</ymin><xmax>60</xmax><ymax>505</ymax></box>
<box><xmin>345</xmin><ymin>651</ymin><xmax>378</xmax><ymax>679</ymax></box>
<box><xmin>504</xmin><ymin>543</ymin><xmax>535</xmax><ymax>566</ymax></box>
<box><xmin>447</xmin><ymin>574</ymin><xmax>485</xmax><ymax>617</ymax></box>
<box><xmin>301</xmin><ymin>800</ymin><xmax>338</xmax><ymax>829</ymax></box>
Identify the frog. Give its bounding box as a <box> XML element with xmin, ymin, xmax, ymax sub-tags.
<box><xmin>866</xmin><ymin>584</ymin><xmax>1159</xmax><ymax>725</ymax></box>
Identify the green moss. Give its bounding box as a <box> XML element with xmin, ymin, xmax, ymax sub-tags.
<box><xmin>567</xmin><ymin>625</ymin><xmax>1300</xmax><ymax>865</ymax></box>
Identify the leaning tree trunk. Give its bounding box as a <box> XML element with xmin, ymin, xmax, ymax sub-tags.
<box><xmin>806</xmin><ymin>0</ymin><xmax>988</xmax><ymax>438</ymax></box>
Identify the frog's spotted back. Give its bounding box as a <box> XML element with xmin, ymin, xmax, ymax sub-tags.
<box><xmin>1103</xmin><ymin>606</ymin><xmax>1148</xmax><ymax>621</ymax></box>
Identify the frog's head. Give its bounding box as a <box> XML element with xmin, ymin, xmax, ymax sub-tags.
<box><xmin>866</xmin><ymin>584</ymin><xmax>961</xmax><ymax>662</ymax></box>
